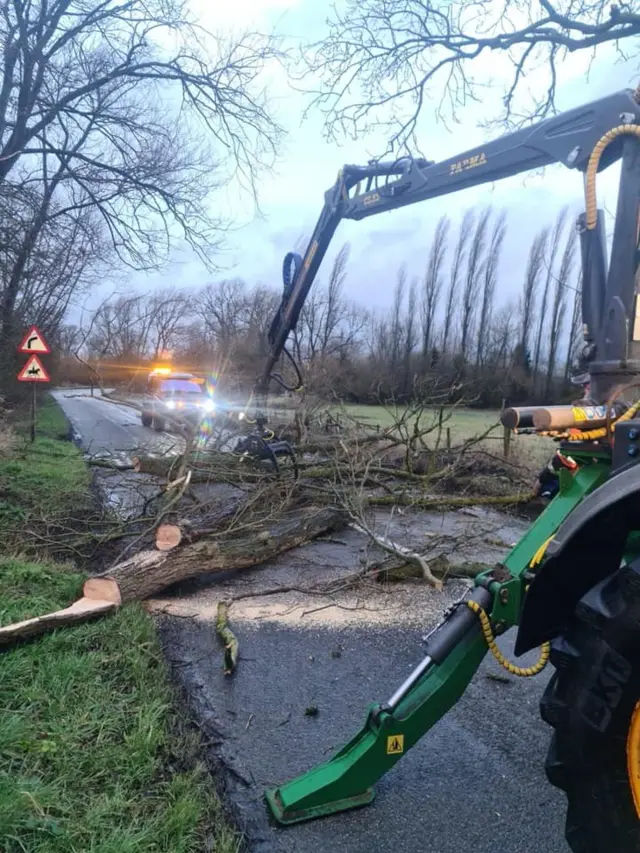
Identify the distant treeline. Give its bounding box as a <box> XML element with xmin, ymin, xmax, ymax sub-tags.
<box><xmin>52</xmin><ymin>204</ymin><xmax>581</xmax><ymax>408</ymax></box>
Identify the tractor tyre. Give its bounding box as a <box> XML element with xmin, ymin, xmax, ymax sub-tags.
<box><xmin>141</xmin><ymin>412</ymin><xmax>152</xmax><ymax>427</ymax></box>
<box><xmin>540</xmin><ymin>558</ymin><xmax>640</xmax><ymax>853</ymax></box>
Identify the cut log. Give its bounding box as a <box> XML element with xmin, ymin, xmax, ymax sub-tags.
<box><xmin>0</xmin><ymin>578</ymin><xmax>121</xmax><ymax>647</ymax></box>
<box><xmin>156</xmin><ymin>524</ymin><xmax>182</xmax><ymax>551</ymax></box>
<box><xmin>99</xmin><ymin>505</ymin><xmax>345</xmax><ymax>603</ymax></box>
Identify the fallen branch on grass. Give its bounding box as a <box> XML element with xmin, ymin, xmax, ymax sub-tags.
<box><xmin>0</xmin><ymin>578</ymin><xmax>121</xmax><ymax>646</ymax></box>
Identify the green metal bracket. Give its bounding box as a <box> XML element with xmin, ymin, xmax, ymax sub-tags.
<box><xmin>265</xmin><ymin>455</ymin><xmax>611</xmax><ymax>826</ymax></box>
<box><xmin>497</xmin><ymin>459</ymin><xmax>607</xmax><ymax>583</ymax></box>
<box><xmin>266</xmin><ymin>629</ymin><xmax>488</xmax><ymax>825</ymax></box>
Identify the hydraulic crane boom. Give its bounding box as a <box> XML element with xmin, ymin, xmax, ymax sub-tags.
<box><xmin>260</xmin><ymin>88</ymin><xmax>640</xmax><ymax>408</ymax></box>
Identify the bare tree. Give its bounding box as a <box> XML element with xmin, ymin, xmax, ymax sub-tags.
<box><xmin>442</xmin><ymin>208</ymin><xmax>474</xmax><ymax>356</ymax></box>
<box><xmin>460</xmin><ymin>207</ymin><xmax>491</xmax><ymax>362</ymax></box>
<box><xmin>0</xmin><ymin>0</ymin><xmax>281</xmax><ymax>363</ymax></box>
<box><xmin>532</xmin><ymin>209</ymin><xmax>569</xmax><ymax>391</ymax></box>
<box><xmin>475</xmin><ymin>211</ymin><xmax>507</xmax><ymax>368</ymax></box>
<box><xmin>320</xmin><ymin>244</ymin><xmax>351</xmax><ymax>356</ymax></box>
<box><xmin>421</xmin><ymin>215</ymin><xmax>450</xmax><ymax>366</ymax></box>
<box><xmin>147</xmin><ymin>289</ymin><xmax>192</xmax><ymax>359</ymax></box>
<box><xmin>564</xmin><ymin>285</ymin><xmax>583</xmax><ymax>384</ymax></box>
<box><xmin>519</xmin><ymin>230</ymin><xmax>547</xmax><ymax>364</ymax></box>
<box><xmin>403</xmin><ymin>278</ymin><xmax>419</xmax><ymax>395</ymax></box>
<box><xmin>545</xmin><ymin>227</ymin><xmax>576</xmax><ymax>398</ymax></box>
<box><xmin>390</xmin><ymin>266</ymin><xmax>407</xmax><ymax>374</ymax></box>
<box><xmin>490</xmin><ymin>302</ymin><xmax>519</xmax><ymax>370</ymax></box>
<box><xmin>299</xmin><ymin>0</ymin><xmax>640</xmax><ymax>149</ymax></box>
<box><xmin>196</xmin><ymin>279</ymin><xmax>250</xmax><ymax>359</ymax></box>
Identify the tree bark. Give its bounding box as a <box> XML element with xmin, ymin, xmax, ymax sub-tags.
<box><xmin>99</xmin><ymin>505</ymin><xmax>345</xmax><ymax>602</ymax></box>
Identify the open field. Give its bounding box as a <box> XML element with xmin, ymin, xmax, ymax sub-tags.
<box><xmin>336</xmin><ymin>403</ymin><xmax>501</xmax><ymax>435</ymax></box>
<box><xmin>328</xmin><ymin>403</ymin><xmax>554</xmax><ymax>470</ymax></box>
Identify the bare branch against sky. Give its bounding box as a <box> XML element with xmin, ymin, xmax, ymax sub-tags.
<box><xmin>0</xmin><ymin>0</ymin><xmax>283</xmax><ymax>363</ymax></box>
<box><xmin>298</xmin><ymin>0</ymin><xmax>640</xmax><ymax>151</ymax></box>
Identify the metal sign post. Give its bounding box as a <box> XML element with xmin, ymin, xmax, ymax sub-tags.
<box><xmin>17</xmin><ymin>328</ymin><xmax>51</xmax><ymax>442</ymax></box>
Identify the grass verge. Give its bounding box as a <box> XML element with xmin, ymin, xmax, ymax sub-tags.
<box><xmin>0</xmin><ymin>395</ymin><xmax>239</xmax><ymax>853</ymax></box>
<box><xmin>0</xmin><ymin>397</ymin><xmax>90</xmax><ymax>551</ymax></box>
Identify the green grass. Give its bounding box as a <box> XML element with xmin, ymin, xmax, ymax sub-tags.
<box><xmin>0</xmin><ymin>398</ymin><xmax>90</xmax><ymax>549</ymax></box>
<box><xmin>0</xmin><ymin>396</ymin><xmax>239</xmax><ymax>853</ymax></box>
<box><xmin>336</xmin><ymin>403</ymin><xmax>499</xmax><ymax>437</ymax></box>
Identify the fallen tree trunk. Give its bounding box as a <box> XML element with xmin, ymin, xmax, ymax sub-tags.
<box><xmin>99</xmin><ymin>505</ymin><xmax>345</xmax><ymax>602</ymax></box>
<box><xmin>367</xmin><ymin>493</ymin><xmax>533</xmax><ymax>509</ymax></box>
<box><xmin>132</xmin><ymin>454</ymin><xmax>185</xmax><ymax>478</ymax></box>
<box><xmin>132</xmin><ymin>452</ymin><xmax>272</xmax><ymax>482</ymax></box>
<box><xmin>298</xmin><ymin>432</ymin><xmax>391</xmax><ymax>455</ymax></box>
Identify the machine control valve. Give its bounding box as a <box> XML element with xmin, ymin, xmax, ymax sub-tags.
<box><xmin>612</xmin><ymin>420</ymin><xmax>640</xmax><ymax>472</ymax></box>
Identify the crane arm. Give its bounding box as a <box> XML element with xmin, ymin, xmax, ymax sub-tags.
<box><xmin>259</xmin><ymin>88</ymin><xmax>640</xmax><ymax>403</ymax></box>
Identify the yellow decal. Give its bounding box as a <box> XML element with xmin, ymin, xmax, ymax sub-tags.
<box><xmin>449</xmin><ymin>152</ymin><xmax>487</xmax><ymax>176</ymax></box>
<box><xmin>363</xmin><ymin>192</ymin><xmax>381</xmax><ymax>206</ymax></box>
<box><xmin>529</xmin><ymin>536</ymin><xmax>553</xmax><ymax>569</ymax></box>
<box><xmin>386</xmin><ymin>734</ymin><xmax>404</xmax><ymax>755</ymax></box>
<box><xmin>633</xmin><ymin>294</ymin><xmax>640</xmax><ymax>342</ymax></box>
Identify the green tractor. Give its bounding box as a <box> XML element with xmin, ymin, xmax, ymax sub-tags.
<box><xmin>244</xmin><ymin>87</ymin><xmax>640</xmax><ymax>851</ymax></box>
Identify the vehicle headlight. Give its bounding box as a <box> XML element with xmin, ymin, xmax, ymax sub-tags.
<box><xmin>201</xmin><ymin>398</ymin><xmax>215</xmax><ymax>413</ymax></box>
<box><xmin>238</xmin><ymin>411</ymin><xmax>245</xmax><ymax>421</ymax></box>
<box><xmin>166</xmin><ymin>400</ymin><xmax>176</xmax><ymax>410</ymax></box>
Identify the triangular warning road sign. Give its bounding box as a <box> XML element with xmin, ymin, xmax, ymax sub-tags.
<box><xmin>17</xmin><ymin>355</ymin><xmax>50</xmax><ymax>383</ymax></box>
<box><xmin>18</xmin><ymin>325</ymin><xmax>50</xmax><ymax>354</ymax></box>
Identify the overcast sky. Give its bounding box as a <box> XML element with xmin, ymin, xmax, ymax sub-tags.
<box><xmin>92</xmin><ymin>0</ymin><xmax>638</xmax><ymax>318</ymax></box>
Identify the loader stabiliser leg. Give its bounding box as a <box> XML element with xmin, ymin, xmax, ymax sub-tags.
<box><xmin>266</xmin><ymin>459</ymin><xmax>610</xmax><ymax>826</ymax></box>
<box><xmin>266</xmin><ymin>587</ymin><xmax>492</xmax><ymax>824</ymax></box>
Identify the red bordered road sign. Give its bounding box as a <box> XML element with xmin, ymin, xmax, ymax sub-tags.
<box><xmin>17</xmin><ymin>355</ymin><xmax>50</xmax><ymax>383</ymax></box>
<box><xmin>18</xmin><ymin>325</ymin><xmax>50</xmax><ymax>354</ymax></box>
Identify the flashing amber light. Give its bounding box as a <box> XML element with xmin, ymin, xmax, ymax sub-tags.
<box><xmin>151</xmin><ymin>366</ymin><xmax>172</xmax><ymax>375</ymax></box>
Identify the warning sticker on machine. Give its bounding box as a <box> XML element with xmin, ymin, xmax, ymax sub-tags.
<box><xmin>386</xmin><ymin>735</ymin><xmax>404</xmax><ymax>755</ymax></box>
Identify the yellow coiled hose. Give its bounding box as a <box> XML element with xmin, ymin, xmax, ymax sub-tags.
<box><xmin>466</xmin><ymin>600</ymin><xmax>551</xmax><ymax>677</ymax></box>
<box><xmin>585</xmin><ymin>123</ymin><xmax>640</xmax><ymax>230</ymax></box>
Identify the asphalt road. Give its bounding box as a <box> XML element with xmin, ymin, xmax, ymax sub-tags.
<box><xmin>54</xmin><ymin>388</ymin><xmax>572</xmax><ymax>853</ymax></box>
<box><xmin>51</xmin><ymin>387</ymin><xmax>182</xmax><ymax>457</ymax></box>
